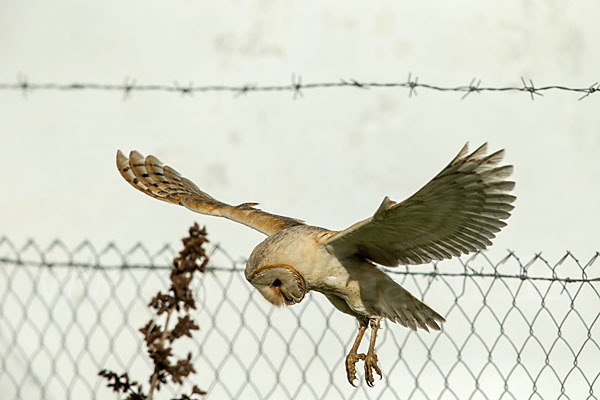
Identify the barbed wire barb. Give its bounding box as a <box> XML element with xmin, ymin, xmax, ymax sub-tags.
<box><xmin>122</xmin><ymin>76</ymin><xmax>136</xmax><ymax>101</ymax></box>
<box><xmin>461</xmin><ymin>77</ymin><xmax>482</xmax><ymax>100</ymax></box>
<box><xmin>578</xmin><ymin>82</ymin><xmax>599</xmax><ymax>101</ymax></box>
<box><xmin>17</xmin><ymin>73</ymin><xmax>29</xmax><ymax>98</ymax></box>
<box><xmin>521</xmin><ymin>77</ymin><xmax>543</xmax><ymax>101</ymax></box>
<box><xmin>174</xmin><ymin>80</ymin><xmax>194</xmax><ymax>96</ymax></box>
<box><xmin>234</xmin><ymin>83</ymin><xmax>256</xmax><ymax>98</ymax></box>
<box><xmin>291</xmin><ymin>73</ymin><xmax>303</xmax><ymax>99</ymax></box>
<box><xmin>340</xmin><ymin>78</ymin><xmax>369</xmax><ymax>90</ymax></box>
<box><xmin>407</xmin><ymin>72</ymin><xmax>419</xmax><ymax>97</ymax></box>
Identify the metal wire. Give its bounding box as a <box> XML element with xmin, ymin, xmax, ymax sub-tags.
<box><xmin>0</xmin><ymin>236</ymin><xmax>598</xmax><ymax>399</ymax></box>
<box><xmin>1</xmin><ymin>74</ymin><xmax>598</xmax><ymax>100</ymax></box>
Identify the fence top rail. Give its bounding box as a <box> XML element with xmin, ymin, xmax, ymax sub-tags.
<box><xmin>1</xmin><ymin>236</ymin><xmax>598</xmax><ymax>282</ymax></box>
<box><xmin>1</xmin><ymin>257</ymin><xmax>599</xmax><ymax>284</ymax></box>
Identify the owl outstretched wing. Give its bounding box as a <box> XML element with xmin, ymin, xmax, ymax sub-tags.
<box><xmin>324</xmin><ymin>143</ymin><xmax>515</xmax><ymax>266</ymax></box>
<box><xmin>116</xmin><ymin>150</ymin><xmax>304</xmax><ymax>236</ymax></box>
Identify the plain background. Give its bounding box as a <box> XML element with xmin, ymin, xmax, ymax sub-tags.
<box><xmin>1</xmin><ymin>1</ymin><xmax>598</xmax><ymax>262</ymax></box>
<box><xmin>0</xmin><ymin>2</ymin><xmax>599</xmax><ymax>398</ymax></box>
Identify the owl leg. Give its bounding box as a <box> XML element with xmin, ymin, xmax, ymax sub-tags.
<box><xmin>345</xmin><ymin>317</ymin><xmax>368</xmax><ymax>387</ymax></box>
<box><xmin>364</xmin><ymin>317</ymin><xmax>383</xmax><ymax>387</ymax></box>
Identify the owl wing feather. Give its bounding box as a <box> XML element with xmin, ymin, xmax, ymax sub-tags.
<box><xmin>116</xmin><ymin>150</ymin><xmax>304</xmax><ymax>236</ymax></box>
<box><xmin>324</xmin><ymin>143</ymin><xmax>516</xmax><ymax>266</ymax></box>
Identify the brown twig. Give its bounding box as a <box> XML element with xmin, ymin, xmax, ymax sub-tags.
<box><xmin>147</xmin><ymin>308</ymin><xmax>174</xmax><ymax>400</ymax></box>
<box><xmin>99</xmin><ymin>223</ymin><xmax>209</xmax><ymax>399</ymax></box>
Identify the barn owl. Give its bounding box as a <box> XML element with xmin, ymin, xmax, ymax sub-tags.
<box><xmin>116</xmin><ymin>143</ymin><xmax>515</xmax><ymax>387</ymax></box>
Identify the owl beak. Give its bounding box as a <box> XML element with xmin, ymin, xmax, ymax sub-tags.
<box><xmin>281</xmin><ymin>290</ymin><xmax>302</xmax><ymax>305</ymax></box>
<box><xmin>272</xmin><ymin>285</ymin><xmax>303</xmax><ymax>305</ymax></box>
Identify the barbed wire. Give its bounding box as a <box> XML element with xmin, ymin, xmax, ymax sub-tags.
<box><xmin>1</xmin><ymin>73</ymin><xmax>598</xmax><ymax>100</ymax></box>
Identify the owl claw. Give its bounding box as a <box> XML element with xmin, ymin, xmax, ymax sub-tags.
<box><xmin>345</xmin><ymin>351</ymin><xmax>366</xmax><ymax>386</ymax></box>
<box><xmin>364</xmin><ymin>352</ymin><xmax>382</xmax><ymax>387</ymax></box>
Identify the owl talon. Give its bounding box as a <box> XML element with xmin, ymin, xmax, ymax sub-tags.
<box><xmin>345</xmin><ymin>320</ymin><xmax>369</xmax><ymax>387</ymax></box>
<box><xmin>363</xmin><ymin>317</ymin><xmax>383</xmax><ymax>387</ymax></box>
<box><xmin>345</xmin><ymin>351</ymin><xmax>365</xmax><ymax>386</ymax></box>
<box><xmin>364</xmin><ymin>352</ymin><xmax>382</xmax><ymax>387</ymax></box>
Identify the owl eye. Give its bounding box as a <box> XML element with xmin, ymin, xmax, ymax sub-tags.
<box><xmin>271</xmin><ymin>279</ymin><xmax>282</xmax><ymax>287</ymax></box>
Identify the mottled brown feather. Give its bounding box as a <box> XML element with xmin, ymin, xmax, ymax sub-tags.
<box><xmin>116</xmin><ymin>150</ymin><xmax>304</xmax><ymax>236</ymax></box>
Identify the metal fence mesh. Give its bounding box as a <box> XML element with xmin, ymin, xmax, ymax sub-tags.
<box><xmin>0</xmin><ymin>236</ymin><xmax>598</xmax><ymax>399</ymax></box>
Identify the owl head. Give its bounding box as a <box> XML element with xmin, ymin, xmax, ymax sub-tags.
<box><xmin>246</xmin><ymin>263</ymin><xmax>307</xmax><ymax>307</ymax></box>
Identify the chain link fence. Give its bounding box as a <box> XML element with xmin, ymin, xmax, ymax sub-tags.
<box><xmin>0</xmin><ymin>235</ymin><xmax>598</xmax><ymax>399</ymax></box>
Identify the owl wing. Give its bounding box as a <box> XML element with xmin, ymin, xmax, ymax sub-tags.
<box><xmin>323</xmin><ymin>143</ymin><xmax>515</xmax><ymax>266</ymax></box>
<box><xmin>116</xmin><ymin>150</ymin><xmax>305</xmax><ymax>236</ymax></box>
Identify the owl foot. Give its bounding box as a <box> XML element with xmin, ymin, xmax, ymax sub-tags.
<box><xmin>364</xmin><ymin>317</ymin><xmax>383</xmax><ymax>387</ymax></box>
<box><xmin>345</xmin><ymin>351</ymin><xmax>366</xmax><ymax>387</ymax></box>
<box><xmin>345</xmin><ymin>320</ymin><xmax>369</xmax><ymax>387</ymax></box>
<box><xmin>364</xmin><ymin>352</ymin><xmax>382</xmax><ymax>387</ymax></box>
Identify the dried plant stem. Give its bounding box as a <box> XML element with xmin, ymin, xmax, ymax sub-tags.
<box><xmin>147</xmin><ymin>307</ymin><xmax>175</xmax><ymax>400</ymax></box>
<box><xmin>100</xmin><ymin>223</ymin><xmax>208</xmax><ymax>399</ymax></box>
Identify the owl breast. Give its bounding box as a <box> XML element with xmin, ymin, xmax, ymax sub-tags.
<box><xmin>246</xmin><ymin>225</ymin><xmax>370</xmax><ymax>306</ymax></box>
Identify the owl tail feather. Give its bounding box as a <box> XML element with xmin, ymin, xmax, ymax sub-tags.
<box><xmin>377</xmin><ymin>281</ymin><xmax>445</xmax><ymax>332</ymax></box>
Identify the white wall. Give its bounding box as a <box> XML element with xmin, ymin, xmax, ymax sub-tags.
<box><xmin>1</xmin><ymin>1</ymin><xmax>598</xmax><ymax>261</ymax></box>
<box><xmin>0</xmin><ymin>1</ymin><xmax>598</xmax><ymax>398</ymax></box>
